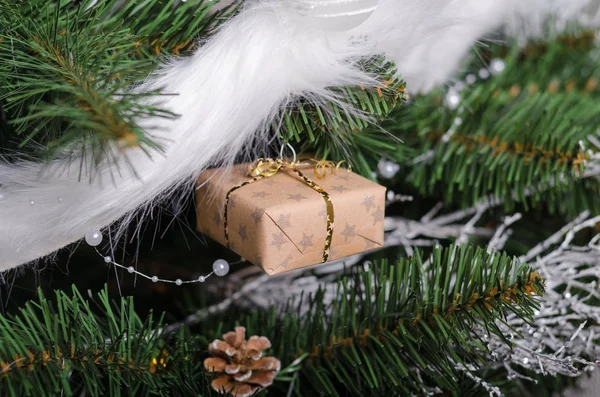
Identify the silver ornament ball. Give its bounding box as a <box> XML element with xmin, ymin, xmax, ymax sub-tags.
<box><xmin>212</xmin><ymin>259</ymin><xmax>230</xmax><ymax>277</ymax></box>
<box><xmin>489</xmin><ymin>59</ymin><xmax>506</xmax><ymax>75</ymax></box>
<box><xmin>127</xmin><ymin>266</ymin><xmax>135</xmax><ymax>273</ymax></box>
<box><xmin>291</xmin><ymin>0</ymin><xmax>379</xmax><ymax>32</ymax></box>
<box><xmin>445</xmin><ymin>89</ymin><xmax>461</xmax><ymax>110</ymax></box>
<box><xmin>198</xmin><ymin>276</ymin><xmax>206</xmax><ymax>283</ymax></box>
<box><xmin>175</xmin><ymin>279</ymin><xmax>183</xmax><ymax>286</ymax></box>
<box><xmin>85</xmin><ymin>230</ymin><xmax>103</xmax><ymax>247</ymax></box>
<box><xmin>377</xmin><ymin>160</ymin><xmax>400</xmax><ymax>179</ymax></box>
<box><xmin>151</xmin><ymin>276</ymin><xmax>159</xmax><ymax>283</ymax></box>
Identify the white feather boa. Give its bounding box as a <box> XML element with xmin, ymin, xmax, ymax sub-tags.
<box><xmin>0</xmin><ymin>0</ymin><xmax>598</xmax><ymax>271</ymax></box>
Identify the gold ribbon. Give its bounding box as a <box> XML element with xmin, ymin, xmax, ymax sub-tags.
<box><xmin>224</xmin><ymin>158</ymin><xmax>349</xmax><ymax>263</ymax></box>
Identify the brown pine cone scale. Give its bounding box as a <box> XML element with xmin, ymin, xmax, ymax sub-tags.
<box><xmin>204</xmin><ymin>326</ymin><xmax>281</xmax><ymax>397</ymax></box>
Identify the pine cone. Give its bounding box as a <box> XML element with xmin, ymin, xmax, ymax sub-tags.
<box><xmin>204</xmin><ymin>326</ymin><xmax>281</xmax><ymax>397</ymax></box>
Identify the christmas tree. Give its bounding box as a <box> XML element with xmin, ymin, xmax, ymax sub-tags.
<box><xmin>1</xmin><ymin>1</ymin><xmax>600</xmax><ymax>396</ymax></box>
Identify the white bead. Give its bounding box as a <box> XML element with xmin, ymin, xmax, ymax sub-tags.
<box><xmin>30</xmin><ymin>200</ymin><xmax>35</xmax><ymax>206</ymax></box>
<box><xmin>104</xmin><ymin>256</ymin><xmax>112</xmax><ymax>263</ymax></box>
<box><xmin>198</xmin><ymin>276</ymin><xmax>206</xmax><ymax>283</ymax></box>
<box><xmin>127</xmin><ymin>266</ymin><xmax>134</xmax><ymax>273</ymax></box>
<box><xmin>377</xmin><ymin>160</ymin><xmax>400</xmax><ymax>179</ymax></box>
<box><xmin>454</xmin><ymin>81</ymin><xmax>465</xmax><ymax>92</ymax></box>
<box><xmin>386</xmin><ymin>190</ymin><xmax>395</xmax><ymax>201</ymax></box>
<box><xmin>453</xmin><ymin>117</ymin><xmax>462</xmax><ymax>126</ymax></box>
<box><xmin>523</xmin><ymin>358</ymin><xmax>529</xmax><ymax>364</ymax></box>
<box><xmin>290</xmin><ymin>0</ymin><xmax>379</xmax><ymax>32</ymax></box>
<box><xmin>489</xmin><ymin>59</ymin><xmax>506</xmax><ymax>75</ymax></box>
<box><xmin>465</xmin><ymin>74</ymin><xmax>477</xmax><ymax>85</ymax></box>
<box><xmin>151</xmin><ymin>276</ymin><xmax>158</xmax><ymax>283</ymax></box>
<box><xmin>478</xmin><ymin>68</ymin><xmax>490</xmax><ymax>79</ymax></box>
<box><xmin>85</xmin><ymin>230</ymin><xmax>103</xmax><ymax>247</ymax></box>
<box><xmin>175</xmin><ymin>279</ymin><xmax>183</xmax><ymax>286</ymax></box>
<box><xmin>212</xmin><ymin>259</ymin><xmax>230</xmax><ymax>277</ymax></box>
<box><xmin>445</xmin><ymin>89</ymin><xmax>461</xmax><ymax>110</ymax></box>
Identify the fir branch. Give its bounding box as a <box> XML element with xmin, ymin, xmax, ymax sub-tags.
<box><xmin>231</xmin><ymin>245</ymin><xmax>544</xmax><ymax>396</ymax></box>
<box><xmin>0</xmin><ymin>286</ymin><xmax>225</xmax><ymax>397</ymax></box>
<box><xmin>0</xmin><ymin>2</ymin><xmax>177</xmax><ymax>161</ymax></box>
<box><xmin>389</xmin><ymin>32</ymin><xmax>600</xmax><ymax>215</ymax></box>
<box><xmin>279</xmin><ymin>58</ymin><xmax>411</xmax><ymax>177</ymax></box>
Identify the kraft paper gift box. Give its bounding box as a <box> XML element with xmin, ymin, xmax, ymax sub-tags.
<box><xmin>195</xmin><ymin>162</ymin><xmax>386</xmax><ymax>275</ymax></box>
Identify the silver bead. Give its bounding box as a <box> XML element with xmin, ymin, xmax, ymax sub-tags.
<box><xmin>104</xmin><ymin>256</ymin><xmax>112</xmax><ymax>263</ymax></box>
<box><xmin>489</xmin><ymin>59</ymin><xmax>506</xmax><ymax>75</ymax></box>
<box><xmin>127</xmin><ymin>266</ymin><xmax>135</xmax><ymax>273</ymax></box>
<box><xmin>386</xmin><ymin>190</ymin><xmax>395</xmax><ymax>201</ymax></box>
<box><xmin>377</xmin><ymin>160</ymin><xmax>400</xmax><ymax>179</ymax></box>
<box><xmin>465</xmin><ymin>74</ymin><xmax>477</xmax><ymax>85</ymax></box>
<box><xmin>198</xmin><ymin>276</ymin><xmax>206</xmax><ymax>283</ymax></box>
<box><xmin>175</xmin><ymin>279</ymin><xmax>183</xmax><ymax>286</ymax></box>
<box><xmin>478</xmin><ymin>68</ymin><xmax>490</xmax><ymax>79</ymax></box>
<box><xmin>212</xmin><ymin>259</ymin><xmax>230</xmax><ymax>277</ymax></box>
<box><xmin>30</xmin><ymin>200</ymin><xmax>35</xmax><ymax>206</ymax></box>
<box><xmin>85</xmin><ymin>230</ymin><xmax>103</xmax><ymax>247</ymax></box>
<box><xmin>454</xmin><ymin>81</ymin><xmax>465</xmax><ymax>92</ymax></box>
<box><xmin>445</xmin><ymin>89</ymin><xmax>461</xmax><ymax>110</ymax></box>
<box><xmin>151</xmin><ymin>276</ymin><xmax>158</xmax><ymax>283</ymax></box>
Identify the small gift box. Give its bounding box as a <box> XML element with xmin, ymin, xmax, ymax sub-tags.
<box><xmin>195</xmin><ymin>159</ymin><xmax>386</xmax><ymax>275</ymax></box>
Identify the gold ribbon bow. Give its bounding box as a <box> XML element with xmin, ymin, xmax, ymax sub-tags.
<box><xmin>224</xmin><ymin>158</ymin><xmax>349</xmax><ymax>263</ymax></box>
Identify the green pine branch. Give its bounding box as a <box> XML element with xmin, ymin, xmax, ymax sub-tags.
<box><xmin>386</xmin><ymin>30</ymin><xmax>600</xmax><ymax>215</ymax></box>
<box><xmin>239</xmin><ymin>245</ymin><xmax>543</xmax><ymax>396</ymax></box>
<box><xmin>0</xmin><ymin>245</ymin><xmax>543</xmax><ymax>396</ymax></box>
<box><xmin>279</xmin><ymin>58</ymin><xmax>411</xmax><ymax>177</ymax></box>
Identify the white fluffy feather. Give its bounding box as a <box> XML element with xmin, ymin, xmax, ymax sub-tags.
<box><xmin>0</xmin><ymin>0</ymin><xmax>597</xmax><ymax>271</ymax></box>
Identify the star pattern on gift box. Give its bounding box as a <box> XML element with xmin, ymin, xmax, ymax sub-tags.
<box><xmin>318</xmin><ymin>205</ymin><xmax>328</xmax><ymax>221</ymax></box>
<box><xmin>213</xmin><ymin>211</ymin><xmax>222</xmax><ymax>228</ymax></box>
<box><xmin>361</xmin><ymin>195</ymin><xmax>375</xmax><ymax>211</ymax></box>
<box><xmin>371</xmin><ymin>206</ymin><xmax>384</xmax><ymax>225</ymax></box>
<box><xmin>337</xmin><ymin>172</ymin><xmax>351</xmax><ymax>181</ymax></box>
<box><xmin>287</xmin><ymin>193</ymin><xmax>307</xmax><ymax>202</ymax></box>
<box><xmin>299</xmin><ymin>233</ymin><xmax>314</xmax><ymax>250</ymax></box>
<box><xmin>270</xmin><ymin>233</ymin><xmax>288</xmax><ymax>251</ymax></box>
<box><xmin>281</xmin><ymin>254</ymin><xmax>294</xmax><ymax>268</ymax></box>
<box><xmin>329</xmin><ymin>247</ymin><xmax>338</xmax><ymax>259</ymax></box>
<box><xmin>276</xmin><ymin>213</ymin><xmax>292</xmax><ymax>229</ymax></box>
<box><xmin>341</xmin><ymin>224</ymin><xmax>357</xmax><ymax>242</ymax></box>
<box><xmin>227</xmin><ymin>176</ymin><xmax>241</xmax><ymax>185</ymax></box>
<box><xmin>251</xmin><ymin>207</ymin><xmax>264</xmax><ymax>224</ymax></box>
<box><xmin>252</xmin><ymin>191</ymin><xmax>271</xmax><ymax>199</ymax></box>
<box><xmin>238</xmin><ymin>224</ymin><xmax>248</xmax><ymax>242</ymax></box>
<box><xmin>332</xmin><ymin>184</ymin><xmax>349</xmax><ymax>193</ymax></box>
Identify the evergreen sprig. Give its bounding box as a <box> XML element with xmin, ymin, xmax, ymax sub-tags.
<box><xmin>239</xmin><ymin>245</ymin><xmax>543</xmax><ymax>396</ymax></box>
<box><xmin>0</xmin><ymin>0</ymin><xmax>233</xmax><ymax>161</ymax></box>
<box><xmin>0</xmin><ymin>246</ymin><xmax>543</xmax><ymax>396</ymax></box>
<box><xmin>389</xmin><ymin>31</ymin><xmax>600</xmax><ymax>215</ymax></box>
<box><xmin>279</xmin><ymin>59</ymin><xmax>411</xmax><ymax>177</ymax></box>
